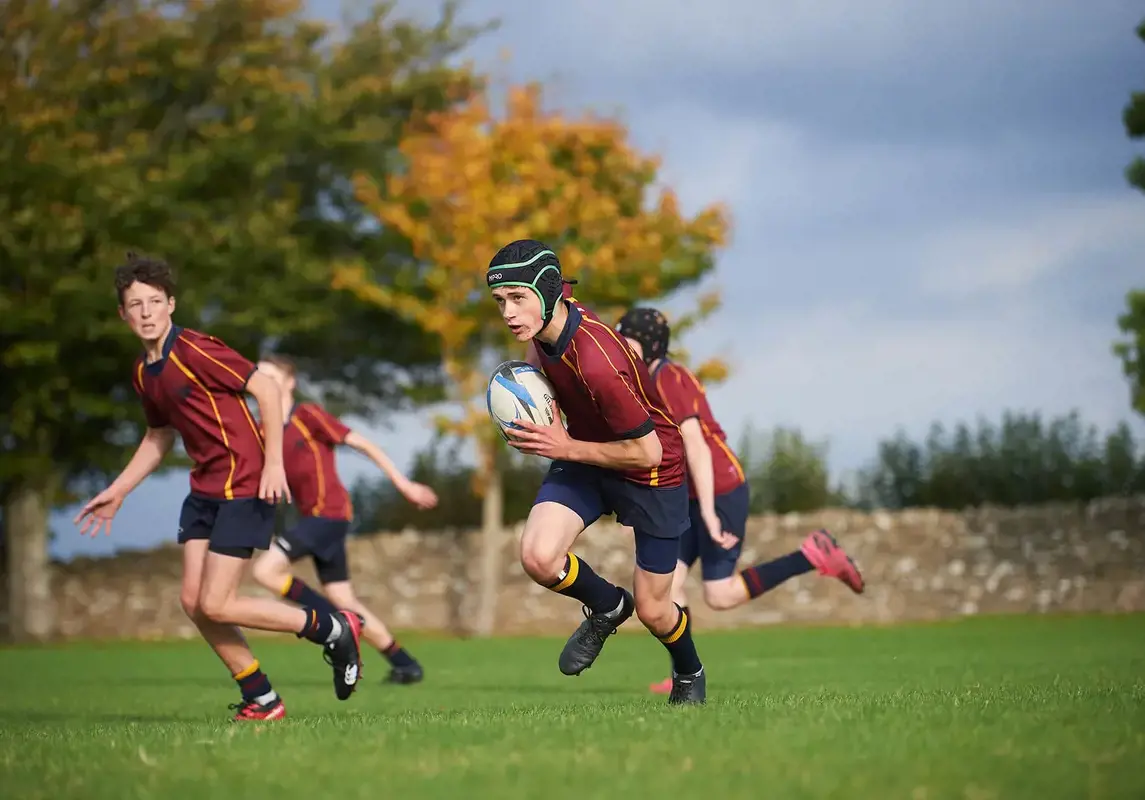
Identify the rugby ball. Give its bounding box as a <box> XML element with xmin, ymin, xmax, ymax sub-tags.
<box><xmin>487</xmin><ymin>360</ymin><xmax>558</xmax><ymax>442</ymax></box>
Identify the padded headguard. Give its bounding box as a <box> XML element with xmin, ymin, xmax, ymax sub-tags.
<box><xmin>486</xmin><ymin>239</ymin><xmax>572</xmax><ymax>331</ymax></box>
<box><xmin>616</xmin><ymin>307</ymin><xmax>670</xmax><ymax>365</ymax></box>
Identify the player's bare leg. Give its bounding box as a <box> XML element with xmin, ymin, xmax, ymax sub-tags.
<box><xmin>180</xmin><ymin>540</ymin><xmax>285</xmax><ymax>721</ymax></box>
<box><xmin>649</xmin><ymin>559</ymin><xmax>692</xmax><ymax>695</ymax></box>
<box><xmin>199</xmin><ymin>551</ymin><xmax>363</xmax><ymax>701</ymax></box>
<box><xmin>650</xmin><ymin>530</ymin><xmax>863</xmax><ymax>695</ymax></box>
<box><xmin>252</xmin><ymin>545</ymin><xmax>422</xmax><ymax>685</ymax></box>
<box><xmin>323</xmin><ymin>581</ymin><xmax>424</xmax><ymax>684</ymax></box>
<box><xmin>633</xmin><ymin>564</ymin><xmax>705</xmax><ymax>705</ymax></box>
<box><xmin>520</xmin><ymin>502</ymin><xmax>633</xmax><ymax>675</ymax></box>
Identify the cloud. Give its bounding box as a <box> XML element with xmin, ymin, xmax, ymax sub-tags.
<box><xmin>452</xmin><ymin>0</ymin><xmax>1138</xmax><ymax>81</ymax></box>
<box><xmin>912</xmin><ymin>195</ymin><xmax>1145</xmax><ymax>299</ymax></box>
<box><xmin>691</xmin><ymin>295</ymin><xmax>1142</xmax><ymax>472</ymax></box>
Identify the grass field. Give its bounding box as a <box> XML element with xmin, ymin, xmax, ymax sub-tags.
<box><xmin>1</xmin><ymin>615</ymin><xmax>1144</xmax><ymax>799</ymax></box>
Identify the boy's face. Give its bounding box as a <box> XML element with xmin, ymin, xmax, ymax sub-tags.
<box><xmin>257</xmin><ymin>361</ymin><xmax>296</xmax><ymax>395</ymax></box>
<box><xmin>491</xmin><ymin>286</ymin><xmax>544</xmax><ymax>341</ymax></box>
<box><xmin>118</xmin><ymin>281</ymin><xmax>174</xmax><ymax>344</ymax></box>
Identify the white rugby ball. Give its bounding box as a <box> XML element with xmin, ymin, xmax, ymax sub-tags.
<box><xmin>487</xmin><ymin>360</ymin><xmax>557</xmax><ymax>442</ymax></box>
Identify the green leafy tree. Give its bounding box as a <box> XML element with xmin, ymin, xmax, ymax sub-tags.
<box><xmin>738</xmin><ymin>424</ymin><xmax>838</xmax><ymax>514</ymax></box>
<box><xmin>857</xmin><ymin>410</ymin><xmax>1145</xmax><ymax>511</ymax></box>
<box><xmin>1116</xmin><ymin>18</ymin><xmax>1145</xmax><ymax>416</ymax></box>
<box><xmin>0</xmin><ymin>0</ymin><xmax>483</xmax><ymax>641</ymax></box>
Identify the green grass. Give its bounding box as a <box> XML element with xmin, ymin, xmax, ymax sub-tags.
<box><xmin>2</xmin><ymin>615</ymin><xmax>1144</xmax><ymax>799</ymax></box>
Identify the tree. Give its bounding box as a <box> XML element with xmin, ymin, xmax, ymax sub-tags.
<box><xmin>0</xmin><ymin>0</ymin><xmax>482</xmax><ymax>641</ymax></box>
<box><xmin>335</xmin><ymin>82</ymin><xmax>731</xmax><ymax>635</ymax></box>
<box><xmin>349</xmin><ymin>436</ymin><xmax>549</xmax><ymax>533</ymax></box>
<box><xmin>738</xmin><ymin>424</ymin><xmax>837</xmax><ymax>514</ymax></box>
<box><xmin>1116</xmin><ymin>18</ymin><xmax>1145</xmax><ymax>416</ymax></box>
<box><xmin>856</xmin><ymin>410</ymin><xmax>1145</xmax><ymax>511</ymax></box>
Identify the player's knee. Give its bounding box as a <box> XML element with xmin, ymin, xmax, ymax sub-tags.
<box><xmin>634</xmin><ymin>591</ymin><xmax>676</xmax><ymax>634</ymax></box>
<box><xmin>250</xmin><ymin>557</ymin><xmax>285</xmax><ymax>592</ymax></box>
<box><xmin>519</xmin><ymin>543</ymin><xmax>564</xmax><ymax>586</ymax></box>
<box><xmin>702</xmin><ymin>578</ymin><xmax>743</xmax><ymax>611</ymax></box>
<box><xmin>197</xmin><ymin>592</ymin><xmax>233</xmax><ymax>624</ymax></box>
<box><xmin>179</xmin><ymin>589</ymin><xmax>201</xmax><ymax>620</ymax></box>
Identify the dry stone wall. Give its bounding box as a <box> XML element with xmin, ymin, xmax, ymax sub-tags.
<box><xmin>31</xmin><ymin>496</ymin><xmax>1145</xmax><ymax>640</ymax></box>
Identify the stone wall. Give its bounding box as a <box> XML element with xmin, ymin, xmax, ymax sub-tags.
<box><xmin>37</xmin><ymin>496</ymin><xmax>1145</xmax><ymax>640</ymax></box>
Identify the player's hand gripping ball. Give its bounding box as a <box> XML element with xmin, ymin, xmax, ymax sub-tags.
<box><xmin>486</xmin><ymin>360</ymin><xmax>558</xmax><ymax>443</ymax></box>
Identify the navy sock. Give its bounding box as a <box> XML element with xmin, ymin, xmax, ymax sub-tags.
<box><xmin>282</xmin><ymin>576</ymin><xmax>339</xmax><ymax>617</ymax></box>
<box><xmin>234</xmin><ymin>660</ymin><xmax>276</xmax><ymax>703</ymax></box>
<box><xmin>544</xmin><ymin>554</ymin><xmax>624</xmax><ymax>615</ymax></box>
<box><xmin>739</xmin><ymin>551</ymin><xmax>814</xmax><ymax>599</ymax></box>
<box><xmin>656</xmin><ymin>605</ymin><xmax>702</xmax><ymax>676</ymax></box>
<box><xmin>297</xmin><ymin>608</ymin><xmax>337</xmax><ymax>644</ymax></box>
<box><xmin>382</xmin><ymin>640</ymin><xmax>417</xmax><ymax>668</ymax></box>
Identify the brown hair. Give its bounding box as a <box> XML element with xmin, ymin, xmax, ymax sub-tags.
<box><xmin>114</xmin><ymin>251</ymin><xmax>176</xmax><ymax>304</ymax></box>
<box><xmin>261</xmin><ymin>354</ymin><xmax>297</xmax><ymax>377</ymax></box>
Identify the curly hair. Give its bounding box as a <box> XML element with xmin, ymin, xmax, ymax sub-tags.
<box><xmin>114</xmin><ymin>251</ymin><xmax>176</xmax><ymax>304</ymax></box>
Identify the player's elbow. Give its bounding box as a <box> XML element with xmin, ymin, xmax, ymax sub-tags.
<box><xmin>634</xmin><ymin>432</ymin><xmax>663</xmax><ymax>469</ymax></box>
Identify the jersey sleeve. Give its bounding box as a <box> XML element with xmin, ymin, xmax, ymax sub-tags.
<box><xmin>132</xmin><ymin>363</ymin><xmax>169</xmax><ymax>428</ymax></box>
<box><xmin>297</xmin><ymin>403</ymin><xmax>351</xmax><ymax>446</ymax></box>
<box><xmin>575</xmin><ymin>343</ymin><xmax>654</xmax><ymax>440</ymax></box>
<box><xmin>179</xmin><ymin>334</ymin><xmax>257</xmax><ymax>393</ymax></box>
<box><xmin>655</xmin><ymin>365</ymin><xmax>702</xmax><ymax>424</ymax></box>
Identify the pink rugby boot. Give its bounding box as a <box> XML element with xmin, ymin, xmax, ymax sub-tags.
<box><xmin>801</xmin><ymin>529</ymin><xmax>864</xmax><ymax>594</ymax></box>
<box><xmin>649</xmin><ymin>676</ymin><xmax>673</xmax><ymax>695</ymax></box>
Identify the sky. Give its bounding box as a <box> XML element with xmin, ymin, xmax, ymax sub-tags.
<box><xmin>51</xmin><ymin>0</ymin><xmax>1145</xmax><ymax>560</ymax></box>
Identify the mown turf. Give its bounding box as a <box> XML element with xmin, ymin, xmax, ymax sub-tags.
<box><xmin>1</xmin><ymin>614</ymin><xmax>1143</xmax><ymax>799</ymax></box>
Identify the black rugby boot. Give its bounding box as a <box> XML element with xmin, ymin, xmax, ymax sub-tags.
<box><xmin>323</xmin><ymin>611</ymin><xmax>364</xmax><ymax>700</ymax></box>
<box><xmin>558</xmin><ymin>588</ymin><xmax>634</xmax><ymax>676</ymax></box>
<box><xmin>668</xmin><ymin>667</ymin><xmax>706</xmax><ymax>705</ymax></box>
<box><xmin>385</xmin><ymin>662</ymin><xmax>424</xmax><ymax>685</ymax></box>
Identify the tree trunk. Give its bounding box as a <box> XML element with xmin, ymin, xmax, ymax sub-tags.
<box><xmin>470</xmin><ymin>459</ymin><xmax>503</xmax><ymax>637</ymax></box>
<box><xmin>5</xmin><ymin>481</ymin><xmax>55</xmax><ymax>643</ymax></box>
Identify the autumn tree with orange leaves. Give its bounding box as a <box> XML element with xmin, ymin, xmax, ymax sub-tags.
<box><xmin>335</xmin><ymin>83</ymin><xmax>731</xmax><ymax>635</ymax></box>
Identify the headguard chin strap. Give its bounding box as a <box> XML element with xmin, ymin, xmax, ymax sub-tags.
<box><xmin>616</xmin><ymin>307</ymin><xmax>670</xmax><ymax>365</ymax></box>
<box><xmin>486</xmin><ymin>239</ymin><xmax>574</xmax><ymax>332</ymax></box>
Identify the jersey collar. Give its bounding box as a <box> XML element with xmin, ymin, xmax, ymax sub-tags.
<box><xmin>537</xmin><ymin>300</ymin><xmax>581</xmax><ymax>359</ymax></box>
<box><xmin>143</xmin><ymin>324</ymin><xmax>182</xmax><ymax>376</ymax></box>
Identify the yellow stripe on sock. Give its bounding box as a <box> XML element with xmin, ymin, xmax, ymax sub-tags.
<box><xmin>279</xmin><ymin>575</ymin><xmax>294</xmax><ymax>597</ymax></box>
<box><xmin>233</xmin><ymin>660</ymin><xmax>260</xmax><ymax>680</ymax></box>
<box><xmin>550</xmin><ymin>554</ymin><xmax>580</xmax><ymax>593</ymax></box>
<box><xmin>659</xmin><ymin>610</ymin><xmax>689</xmax><ymax>644</ymax></box>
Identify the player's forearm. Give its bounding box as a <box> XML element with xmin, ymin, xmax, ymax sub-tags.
<box><xmin>109</xmin><ymin>428</ymin><xmax>175</xmax><ymax>495</ymax></box>
<box><xmin>682</xmin><ymin>431</ymin><xmax>717</xmax><ymax>515</ymax></box>
<box><xmin>565</xmin><ymin>433</ymin><xmax>662</xmax><ymax>470</ymax></box>
<box><xmin>344</xmin><ymin>430</ymin><xmax>408</xmax><ymax>487</ymax></box>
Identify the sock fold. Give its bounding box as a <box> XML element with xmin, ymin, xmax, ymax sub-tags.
<box><xmin>544</xmin><ymin>554</ymin><xmax>624</xmax><ymax>615</ymax></box>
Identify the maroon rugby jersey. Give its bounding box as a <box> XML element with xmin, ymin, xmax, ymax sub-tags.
<box><xmin>653</xmin><ymin>360</ymin><xmax>745</xmax><ymax>498</ymax></box>
<box><xmin>531</xmin><ymin>299</ymin><xmax>685</xmax><ymax>488</ymax></box>
<box><xmin>132</xmin><ymin>326</ymin><xmax>264</xmax><ymax>500</ymax></box>
<box><xmin>283</xmin><ymin>402</ymin><xmax>353</xmax><ymax>520</ymax></box>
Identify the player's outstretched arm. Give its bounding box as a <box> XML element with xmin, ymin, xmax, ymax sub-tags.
<box><xmin>246</xmin><ymin>368</ymin><xmax>291</xmax><ymax>504</ymax></box>
<box><xmin>343</xmin><ymin>430</ymin><xmax>438</xmax><ymax>510</ymax></box>
<box><xmin>114</xmin><ymin>426</ymin><xmax>176</xmax><ymax>494</ymax></box>
<box><xmin>75</xmin><ymin>426</ymin><xmax>175</xmax><ymax>536</ymax></box>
